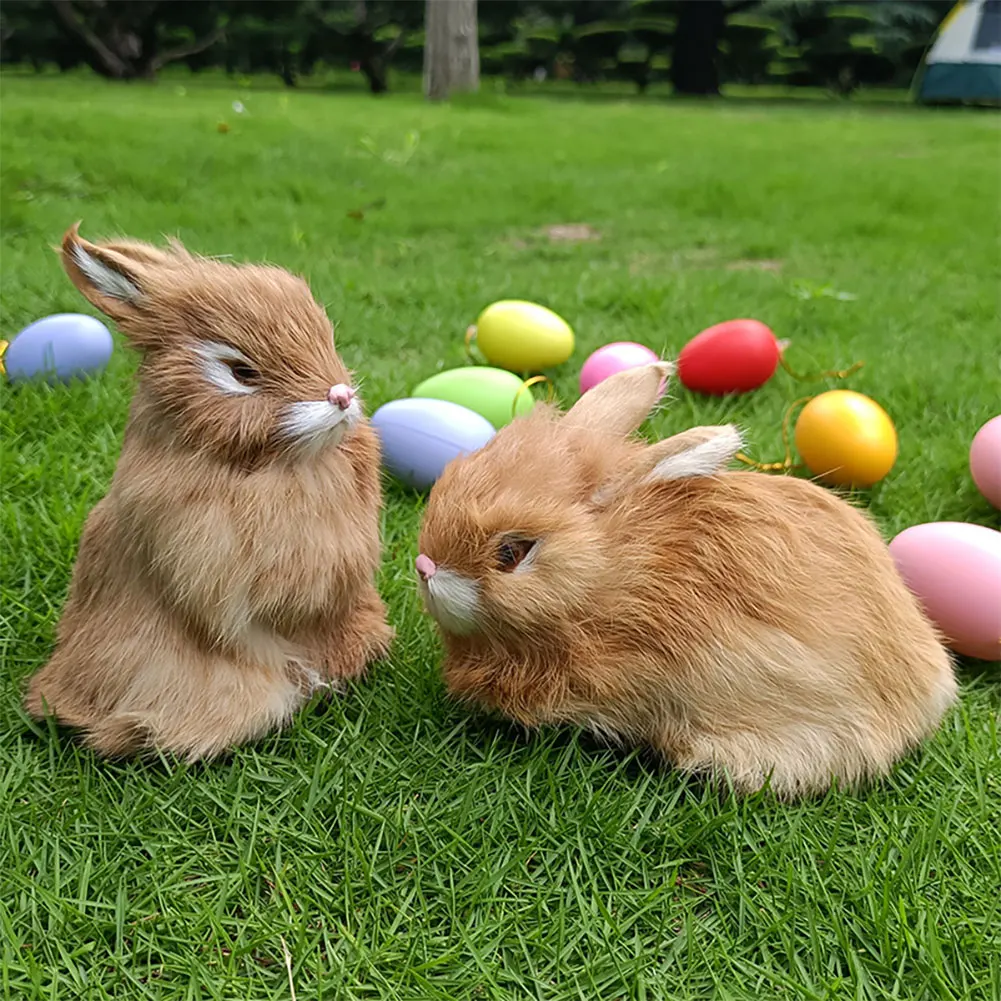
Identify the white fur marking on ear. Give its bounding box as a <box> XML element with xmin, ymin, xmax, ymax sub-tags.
<box><xmin>72</xmin><ymin>244</ymin><xmax>141</xmax><ymax>302</ymax></box>
<box><xmin>646</xmin><ymin>427</ymin><xmax>744</xmax><ymax>482</ymax></box>
<box><xmin>195</xmin><ymin>342</ymin><xmax>259</xmax><ymax>396</ymax></box>
<box><xmin>282</xmin><ymin>398</ymin><xmax>359</xmax><ymax>449</ymax></box>
<box><xmin>424</xmin><ymin>569</ymin><xmax>481</xmax><ymax>635</ymax></box>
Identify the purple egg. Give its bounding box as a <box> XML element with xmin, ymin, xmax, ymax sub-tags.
<box><xmin>371</xmin><ymin>397</ymin><xmax>495</xmax><ymax>491</ymax></box>
<box><xmin>6</xmin><ymin>313</ymin><xmax>113</xmax><ymax>383</ymax></box>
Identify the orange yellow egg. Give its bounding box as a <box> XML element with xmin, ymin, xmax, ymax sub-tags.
<box><xmin>794</xmin><ymin>390</ymin><xmax>897</xmax><ymax>488</ymax></box>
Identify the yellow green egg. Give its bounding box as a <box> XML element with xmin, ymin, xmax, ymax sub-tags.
<box><xmin>472</xmin><ymin>300</ymin><xmax>574</xmax><ymax>373</ymax></box>
<box><xmin>413</xmin><ymin>366</ymin><xmax>536</xmax><ymax>429</ymax></box>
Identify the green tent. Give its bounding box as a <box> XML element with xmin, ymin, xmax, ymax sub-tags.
<box><xmin>916</xmin><ymin>0</ymin><xmax>1001</xmax><ymax>103</ymax></box>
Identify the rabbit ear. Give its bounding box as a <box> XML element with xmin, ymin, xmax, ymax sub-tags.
<box><xmin>89</xmin><ymin>236</ymin><xmax>189</xmax><ymax>268</ymax></box>
<box><xmin>60</xmin><ymin>223</ymin><xmax>152</xmax><ymax>323</ymax></box>
<box><xmin>592</xmin><ymin>425</ymin><xmax>743</xmax><ymax>506</ymax></box>
<box><xmin>640</xmin><ymin>425</ymin><xmax>744</xmax><ymax>482</ymax></box>
<box><xmin>564</xmin><ymin>360</ymin><xmax>674</xmax><ymax>437</ymax></box>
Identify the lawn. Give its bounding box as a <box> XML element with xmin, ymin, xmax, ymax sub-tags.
<box><xmin>1</xmin><ymin>71</ymin><xmax>999</xmax><ymax>1001</ymax></box>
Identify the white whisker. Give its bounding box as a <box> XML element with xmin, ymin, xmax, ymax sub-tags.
<box><xmin>282</xmin><ymin>398</ymin><xmax>360</xmax><ymax>451</ymax></box>
<box><xmin>422</xmin><ymin>569</ymin><xmax>481</xmax><ymax>635</ymax></box>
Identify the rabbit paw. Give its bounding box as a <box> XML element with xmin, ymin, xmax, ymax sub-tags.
<box><xmin>320</xmin><ymin>591</ymin><xmax>395</xmax><ymax>681</ymax></box>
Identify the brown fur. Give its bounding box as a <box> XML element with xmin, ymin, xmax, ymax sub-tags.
<box><xmin>417</xmin><ymin>362</ymin><xmax>957</xmax><ymax>799</ymax></box>
<box><xmin>24</xmin><ymin>224</ymin><xmax>393</xmax><ymax>760</ymax></box>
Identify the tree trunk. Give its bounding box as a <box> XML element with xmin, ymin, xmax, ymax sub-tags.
<box><xmin>671</xmin><ymin>0</ymin><xmax>725</xmax><ymax>96</ymax></box>
<box><xmin>51</xmin><ymin>0</ymin><xmax>130</xmax><ymax>78</ymax></box>
<box><xmin>352</xmin><ymin>0</ymin><xmax>395</xmax><ymax>94</ymax></box>
<box><xmin>142</xmin><ymin>23</ymin><xmax>225</xmax><ymax>77</ymax></box>
<box><xmin>423</xmin><ymin>0</ymin><xmax>479</xmax><ymax>102</ymax></box>
<box><xmin>51</xmin><ymin>0</ymin><xmax>223</xmax><ymax>81</ymax></box>
<box><xmin>360</xmin><ymin>54</ymin><xmax>388</xmax><ymax>93</ymax></box>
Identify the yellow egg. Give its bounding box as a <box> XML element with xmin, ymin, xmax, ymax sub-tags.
<box><xmin>473</xmin><ymin>300</ymin><xmax>574</xmax><ymax>373</ymax></box>
<box><xmin>794</xmin><ymin>390</ymin><xmax>898</xmax><ymax>487</ymax></box>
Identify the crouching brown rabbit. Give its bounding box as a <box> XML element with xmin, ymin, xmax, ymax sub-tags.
<box><xmin>24</xmin><ymin>224</ymin><xmax>393</xmax><ymax>761</ymax></box>
<box><xmin>414</xmin><ymin>361</ymin><xmax>957</xmax><ymax>799</ymax></box>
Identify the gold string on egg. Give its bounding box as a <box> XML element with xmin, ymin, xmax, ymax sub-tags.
<box><xmin>464</xmin><ymin>325</ymin><xmax>479</xmax><ymax>364</ymax></box>
<box><xmin>736</xmin><ymin>348</ymin><xmax>866</xmax><ymax>472</ymax></box>
<box><xmin>511</xmin><ymin>374</ymin><xmax>555</xmax><ymax>420</ymax></box>
<box><xmin>735</xmin><ymin>395</ymin><xmax>815</xmax><ymax>473</ymax></box>
<box><xmin>778</xmin><ymin>348</ymin><xmax>865</xmax><ymax>383</ymax></box>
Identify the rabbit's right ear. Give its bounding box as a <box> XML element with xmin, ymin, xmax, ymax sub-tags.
<box><xmin>592</xmin><ymin>425</ymin><xmax>744</xmax><ymax>506</ymax></box>
<box><xmin>637</xmin><ymin>425</ymin><xmax>744</xmax><ymax>483</ymax></box>
<box><xmin>60</xmin><ymin>223</ymin><xmax>152</xmax><ymax>324</ymax></box>
<box><xmin>564</xmin><ymin>360</ymin><xmax>674</xmax><ymax>438</ymax></box>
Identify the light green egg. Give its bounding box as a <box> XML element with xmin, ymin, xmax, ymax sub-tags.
<box><xmin>412</xmin><ymin>366</ymin><xmax>536</xmax><ymax>429</ymax></box>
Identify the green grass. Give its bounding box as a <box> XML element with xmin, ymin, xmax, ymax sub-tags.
<box><xmin>1</xmin><ymin>72</ymin><xmax>999</xmax><ymax>1001</ymax></box>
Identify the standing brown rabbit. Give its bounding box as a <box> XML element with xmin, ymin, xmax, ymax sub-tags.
<box><xmin>414</xmin><ymin>361</ymin><xmax>957</xmax><ymax>799</ymax></box>
<box><xmin>24</xmin><ymin>224</ymin><xmax>393</xmax><ymax>761</ymax></box>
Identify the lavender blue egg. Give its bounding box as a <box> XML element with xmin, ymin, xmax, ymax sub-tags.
<box><xmin>371</xmin><ymin>397</ymin><xmax>495</xmax><ymax>491</ymax></box>
<box><xmin>5</xmin><ymin>314</ymin><xmax>113</xmax><ymax>383</ymax></box>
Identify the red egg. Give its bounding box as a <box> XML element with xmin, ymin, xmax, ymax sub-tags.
<box><xmin>677</xmin><ymin>319</ymin><xmax>780</xmax><ymax>395</ymax></box>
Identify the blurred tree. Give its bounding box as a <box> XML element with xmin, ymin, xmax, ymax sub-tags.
<box><xmin>671</xmin><ymin>0</ymin><xmax>726</xmax><ymax>94</ymax></box>
<box><xmin>671</xmin><ymin>0</ymin><xmax>768</xmax><ymax>95</ymax></box>
<box><xmin>218</xmin><ymin>1</ymin><xmax>421</xmax><ymax>92</ymax></box>
<box><xmin>0</xmin><ymin>0</ymin><xmax>953</xmax><ymax>97</ymax></box>
<box><xmin>1</xmin><ymin>0</ymin><xmax>82</xmax><ymax>71</ymax></box>
<box><xmin>333</xmin><ymin>0</ymin><xmax>424</xmax><ymax>93</ymax></box>
<box><xmin>423</xmin><ymin>0</ymin><xmax>479</xmax><ymax>100</ymax></box>
<box><xmin>761</xmin><ymin>0</ymin><xmax>952</xmax><ymax>95</ymax></box>
<box><xmin>48</xmin><ymin>0</ymin><xmax>225</xmax><ymax>79</ymax></box>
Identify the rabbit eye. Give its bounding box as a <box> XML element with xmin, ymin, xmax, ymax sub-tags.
<box><xmin>497</xmin><ymin>538</ymin><xmax>536</xmax><ymax>572</ymax></box>
<box><xmin>196</xmin><ymin>342</ymin><xmax>262</xmax><ymax>396</ymax></box>
<box><xmin>227</xmin><ymin>361</ymin><xmax>260</xmax><ymax>385</ymax></box>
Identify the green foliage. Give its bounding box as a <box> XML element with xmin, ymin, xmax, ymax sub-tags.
<box><xmin>0</xmin><ymin>0</ymin><xmax>954</xmax><ymax>94</ymax></box>
<box><xmin>0</xmin><ymin>0</ymin><xmax>424</xmax><ymax>92</ymax></box>
<box><xmin>2</xmin><ymin>73</ymin><xmax>1000</xmax><ymax>1000</ymax></box>
<box><xmin>754</xmin><ymin>0</ymin><xmax>953</xmax><ymax>94</ymax></box>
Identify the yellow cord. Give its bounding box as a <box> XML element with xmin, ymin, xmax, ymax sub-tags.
<box><xmin>778</xmin><ymin>353</ymin><xmax>865</xmax><ymax>382</ymax></box>
<box><xmin>735</xmin><ymin>395</ymin><xmax>815</xmax><ymax>473</ymax></box>
<box><xmin>464</xmin><ymin>325</ymin><xmax>478</xmax><ymax>364</ymax></box>
<box><xmin>737</xmin><ymin>345</ymin><xmax>865</xmax><ymax>471</ymax></box>
<box><xmin>512</xmin><ymin>374</ymin><xmax>554</xmax><ymax>418</ymax></box>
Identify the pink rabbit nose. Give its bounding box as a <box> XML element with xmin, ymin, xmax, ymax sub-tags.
<box><xmin>328</xmin><ymin>384</ymin><xmax>355</xmax><ymax>410</ymax></box>
<box><xmin>415</xmin><ymin>554</ymin><xmax>437</xmax><ymax>581</ymax></box>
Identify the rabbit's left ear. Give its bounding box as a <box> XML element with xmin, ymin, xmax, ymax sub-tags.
<box><xmin>563</xmin><ymin>361</ymin><xmax>674</xmax><ymax>438</ymax></box>
<box><xmin>60</xmin><ymin>223</ymin><xmax>149</xmax><ymax>322</ymax></box>
<box><xmin>593</xmin><ymin>425</ymin><xmax>743</xmax><ymax>505</ymax></box>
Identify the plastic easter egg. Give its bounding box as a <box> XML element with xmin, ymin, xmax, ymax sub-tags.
<box><xmin>970</xmin><ymin>415</ymin><xmax>1001</xmax><ymax>509</ymax></box>
<box><xmin>413</xmin><ymin>366</ymin><xmax>535</xmax><ymax>429</ymax></box>
<box><xmin>889</xmin><ymin>521</ymin><xmax>1001</xmax><ymax>661</ymax></box>
<box><xmin>5</xmin><ymin>313</ymin><xmax>113</xmax><ymax>383</ymax></box>
<box><xmin>579</xmin><ymin>341</ymin><xmax>661</xmax><ymax>394</ymax></box>
<box><xmin>370</xmin><ymin>397</ymin><xmax>495</xmax><ymax>491</ymax></box>
<box><xmin>677</xmin><ymin>319</ymin><xmax>779</xmax><ymax>395</ymax></box>
<box><xmin>794</xmin><ymin>390</ymin><xmax>897</xmax><ymax>488</ymax></box>
<box><xmin>472</xmin><ymin>300</ymin><xmax>574</xmax><ymax>373</ymax></box>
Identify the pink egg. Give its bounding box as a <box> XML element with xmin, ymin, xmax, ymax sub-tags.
<box><xmin>970</xmin><ymin>415</ymin><xmax>1001</xmax><ymax>509</ymax></box>
<box><xmin>579</xmin><ymin>341</ymin><xmax>661</xmax><ymax>394</ymax></box>
<box><xmin>889</xmin><ymin>521</ymin><xmax>1001</xmax><ymax>661</ymax></box>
